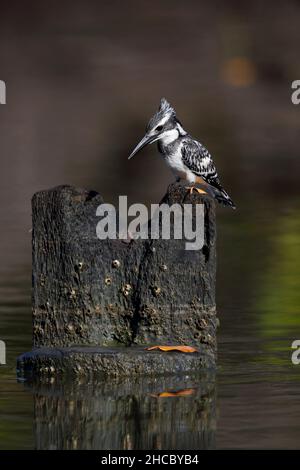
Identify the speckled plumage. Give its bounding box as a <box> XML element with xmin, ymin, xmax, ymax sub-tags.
<box><xmin>129</xmin><ymin>98</ymin><xmax>236</xmax><ymax>209</ymax></box>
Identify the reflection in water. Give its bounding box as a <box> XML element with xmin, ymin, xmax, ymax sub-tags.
<box><xmin>27</xmin><ymin>375</ymin><xmax>216</xmax><ymax>450</ymax></box>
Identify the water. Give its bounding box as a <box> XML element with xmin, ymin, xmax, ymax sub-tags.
<box><xmin>1</xmin><ymin>201</ymin><xmax>300</xmax><ymax>450</ymax></box>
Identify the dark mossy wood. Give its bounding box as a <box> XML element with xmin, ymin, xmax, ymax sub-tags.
<box><xmin>18</xmin><ymin>183</ymin><xmax>217</xmax><ymax>377</ymax></box>
<box><xmin>17</xmin><ymin>345</ymin><xmax>215</xmax><ymax>378</ymax></box>
<box><xmin>32</xmin><ymin>184</ymin><xmax>216</xmax><ymax>347</ymax></box>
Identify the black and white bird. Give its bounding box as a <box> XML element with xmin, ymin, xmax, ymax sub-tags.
<box><xmin>128</xmin><ymin>98</ymin><xmax>236</xmax><ymax>209</ymax></box>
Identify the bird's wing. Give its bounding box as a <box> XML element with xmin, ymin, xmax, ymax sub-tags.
<box><xmin>181</xmin><ymin>139</ymin><xmax>222</xmax><ymax>189</ymax></box>
<box><xmin>181</xmin><ymin>138</ymin><xmax>236</xmax><ymax>209</ymax></box>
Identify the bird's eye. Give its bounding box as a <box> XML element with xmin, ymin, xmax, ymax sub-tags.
<box><xmin>155</xmin><ymin>125</ymin><xmax>163</xmax><ymax>132</ymax></box>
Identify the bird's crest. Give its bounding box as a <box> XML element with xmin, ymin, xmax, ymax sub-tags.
<box><xmin>158</xmin><ymin>97</ymin><xmax>175</xmax><ymax>116</ymax></box>
<box><xmin>147</xmin><ymin>98</ymin><xmax>176</xmax><ymax>132</ymax></box>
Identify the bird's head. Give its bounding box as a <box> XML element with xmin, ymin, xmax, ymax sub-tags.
<box><xmin>128</xmin><ymin>98</ymin><xmax>184</xmax><ymax>160</ymax></box>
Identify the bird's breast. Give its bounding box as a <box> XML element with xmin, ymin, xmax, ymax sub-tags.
<box><xmin>164</xmin><ymin>149</ymin><xmax>184</xmax><ymax>172</ymax></box>
<box><xmin>161</xmin><ymin>144</ymin><xmax>195</xmax><ymax>182</ymax></box>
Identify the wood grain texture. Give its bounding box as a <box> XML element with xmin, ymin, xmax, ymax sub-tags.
<box><xmin>31</xmin><ymin>183</ymin><xmax>217</xmax><ymax>360</ymax></box>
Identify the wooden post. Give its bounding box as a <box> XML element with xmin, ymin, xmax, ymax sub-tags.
<box><xmin>17</xmin><ymin>183</ymin><xmax>217</xmax><ymax>377</ymax></box>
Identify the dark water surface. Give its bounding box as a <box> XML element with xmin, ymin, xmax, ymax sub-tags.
<box><xmin>1</xmin><ymin>200</ymin><xmax>300</xmax><ymax>450</ymax></box>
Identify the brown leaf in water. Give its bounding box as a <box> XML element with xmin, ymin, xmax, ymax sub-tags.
<box><xmin>146</xmin><ymin>345</ymin><xmax>198</xmax><ymax>353</ymax></box>
<box><xmin>151</xmin><ymin>388</ymin><xmax>196</xmax><ymax>398</ymax></box>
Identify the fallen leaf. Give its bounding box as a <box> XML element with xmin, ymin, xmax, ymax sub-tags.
<box><xmin>146</xmin><ymin>345</ymin><xmax>198</xmax><ymax>353</ymax></box>
<box><xmin>150</xmin><ymin>388</ymin><xmax>196</xmax><ymax>398</ymax></box>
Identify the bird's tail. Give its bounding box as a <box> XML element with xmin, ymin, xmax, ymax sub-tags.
<box><xmin>215</xmin><ymin>187</ymin><xmax>236</xmax><ymax>209</ymax></box>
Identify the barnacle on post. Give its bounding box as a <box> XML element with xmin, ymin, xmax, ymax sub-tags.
<box><xmin>112</xmin><ymin>259</ymin><xmax>121</xmax><ymax>269</ymax></box>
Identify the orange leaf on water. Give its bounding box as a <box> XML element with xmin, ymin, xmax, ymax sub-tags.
<box><xmin>173</xmin><ymin>388</ymin><xmax>195</xmax><ymax>396</ymax></box>
<box><xmin>146</xmin><ymin>345</ymin><xmax>198</xmax><ymax>353</ymax></box>
<box><xmin>150</xmin><ymin>388</ymin><xmax>196</xmax><ymax>398</ymax></box>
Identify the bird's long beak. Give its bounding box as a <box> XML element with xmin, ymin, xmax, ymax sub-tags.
<box><xmin>128</xmin><ymin>133</ymin><xmax>158</xmax><ymax>160</ymax></box>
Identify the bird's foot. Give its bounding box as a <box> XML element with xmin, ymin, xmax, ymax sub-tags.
<box><xmin>185</xmin><ymin>186</ymin><xmax>207</xmax><ymax>195</ymax></box>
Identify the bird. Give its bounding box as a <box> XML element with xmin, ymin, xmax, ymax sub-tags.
<box><xmin>128</xmin><ymin>98</ymin><xmax>236</xmax><ymax>209</ymax></box>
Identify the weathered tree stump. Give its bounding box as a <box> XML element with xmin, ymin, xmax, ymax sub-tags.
<box><xmin>17</xmin><ymin>183</ymin><xmax>217</xmax><ymax>377</ymax></box>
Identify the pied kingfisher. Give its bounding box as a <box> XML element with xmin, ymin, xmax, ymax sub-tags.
<box><xmin>129</xmin><ymin>98</ymin><xmax>236</xmax><ymax>209</ymax></box>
